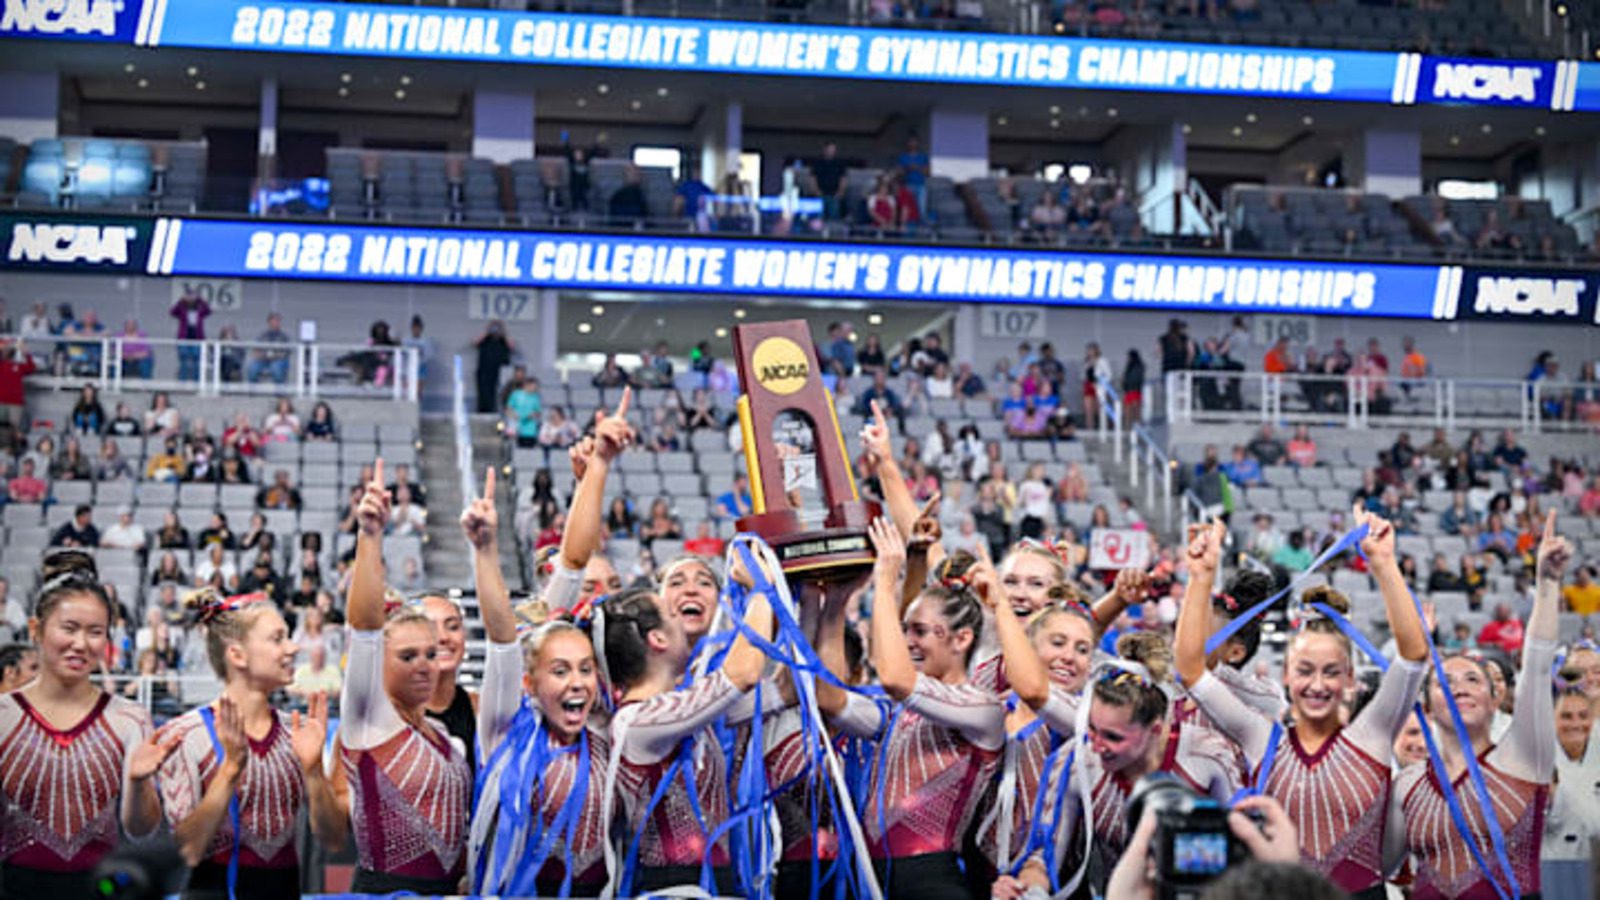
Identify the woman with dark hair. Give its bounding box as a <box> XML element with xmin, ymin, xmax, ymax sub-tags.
<box><xmin>1392</xmin><ymin>510</ymin><xmax>1565</xmax><ymax>900</ymax></box>
<box><xmin>1170</xmin><ymin>568</ymin><xmax>1286</xmax><ymax>731</ymax></box>
<box><xmin>821</xmin><ymin>519</ymin><xmax>1006</xmax><ymax>900</ymax></box>
<box><xmin>304</xmin><ymin>402</ymin><xmax>337</xmax><ymax>442</ymax></box>
<box><xmin>1178</xmin><ymin>511</ymin><xmax>1427</xmax><ymax>899</ymax></box>
<box><xmin>147</xmin><ymin>590</ymin><xmax>343</xmax><ymax>899</ymax></box>
<box><xmin>0</xmin><ymin>553</ymin><xmax>173</xmax><ymax>896</ymax></box>
<box><xmin>596</xmin><ymin>546</ymin><xmax>773</xmax><ymax>895</ymax></box>
<box><xmin>69</xmin><ymin>384</ymin><xmax>105</xmax><ymax>435</ymax></box>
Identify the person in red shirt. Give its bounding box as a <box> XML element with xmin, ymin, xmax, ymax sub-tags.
<box><xmin>682</xmin><ymin>521</ymin><xmax>725</xmax><ymax>558</ymax></box>
<box><xmin>222</xmin><ymin>412</ymin><xmax>262</xmax><ymax>459</ymax></box>
<box><xmin>1476</xmin><ymin>602</ymin><xmax>1525</xmax><ymax>656</ymax></box>
<box><xmin>7</xmin><ymin>457</ymin><xmax>46</xmax><ymax>504</ymax></box>
<box><xmin>0</xmin><ymin>344</ymin><xmax>37</xmax><ymax>431</ymax></box>
<box><xmin>1262</xmin><ymin>338</ymin><xmax>1294</xmax><ymax>374</ymax></box>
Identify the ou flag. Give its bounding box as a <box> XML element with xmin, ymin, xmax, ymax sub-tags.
<box><xmin>1089</xmin><ymin>528</ymin><xmax>1150</xmax><ymax>570</ymax></box>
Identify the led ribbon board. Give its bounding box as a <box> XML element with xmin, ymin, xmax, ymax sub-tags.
<box><xmin>3</xmin><ymin>0</ymin><xmax>1597</xmax><ymax>110</ymax></box>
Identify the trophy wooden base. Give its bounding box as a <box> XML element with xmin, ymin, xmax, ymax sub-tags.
<box><xmin>737</xmin><ymin>500</ymin><xmax>881</xmax><ymax>581</ymax></box>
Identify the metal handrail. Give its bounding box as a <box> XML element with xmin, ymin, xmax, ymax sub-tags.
<box><xmin>452</xmin><ymin>355</ymin><xmax>477</xmax><ymax>583</ymax></box>
<box><xmin>1125</xmin><ymin>423</ymin><xmax>1176</xmax><ymax>533</ymax></box>
<box><xmin>9</xmin><ymin>334</ymin><xmax>419</xmax><ymax>403</ymax></box>
<box><xmin>1164</xmin><ymin>369</ymin><xmax>1594</xmax><ymax>433</ymax></box>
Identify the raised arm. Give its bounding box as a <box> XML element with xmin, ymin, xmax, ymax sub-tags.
<box><xmin>1498</xmin><ymin>509</ymin><xmax>1568</xmax><ymax>782</ymax></box>
<box><xmin>464</xmin><ymin>467</ymin><xmax>513</xmax><ymax>644</ymax></box>
<box><xmin>816</xmin><ymin>573</ymin><xmax>868</xmax><ymax>718</ymax></box>
<box><xmin>720</xmin><ymin>546</ymin><xmax>776</xmax><ymax>692</ymax></box>
<box><xmin>346</xmin><ymin>458</ymin><xmax>391</xmax><ymax>631</ymax></box>
<box><xmin>902</xmin><ymin>493</ymin><xmax>942</xmax><ymax>614</ymax></box>
<box><xmin>1091</xmin><ymin>567</ymin><xmax>1149</xmax><ymax>638</ymax></box>
<box><xmin>868</xmin><ymin>516</ymin><xmax>917</xmax><ymax>701</ymax></box>
<box><xmin>1356</xmin><ymin>507</ymin><xmax>1427</xmax><ymax>662</ymax></box>
<box><xmin>861</xmin><ymin>400</ymin><xmax>919</xmax><ymax>542</ymax></box>
<box><xmin>972</xmin><ymin>542</ymin><xmax>1050</xmax><ymax>710</ymax></box>
<box><xmin>559</xmin><ymin>387</ymin><xmax>633</xmax><ymax>574</ymax></box>
<box><xmin>1175</xmin><ymin>519</ymin><xmax>1225</xmax><ymax>689</ymax></box>
<box><xmin>292</xmin><ymin>692</ymin><xmax>347</xmax><ymax>852</ymax></box>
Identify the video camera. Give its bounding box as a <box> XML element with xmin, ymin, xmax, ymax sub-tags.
<box><xmin>1126</xmin><ymin>773</ymin><xmax>1252</xmax><ymax>900</ymax></box>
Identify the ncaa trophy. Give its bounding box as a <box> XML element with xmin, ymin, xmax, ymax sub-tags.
<box><xmin>732</xmin><ymin>320</ymin><xmax>879</xmax><ymax>579</ymax></box>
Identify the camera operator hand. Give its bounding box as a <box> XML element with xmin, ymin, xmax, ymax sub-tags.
<box><xmin>1227</xmin><ymin>795</ymin><xmax>1300</xmax><ymax>864</ymax></box>
<box><xmin>1106</xmin><ymin>807</ymin><xmax>1162</xmax><ymax>900</ymax></box>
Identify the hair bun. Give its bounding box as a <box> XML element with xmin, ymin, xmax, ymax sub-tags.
<box><xmin>39</xmin><ymin>548</ymin><xmax>99</xmax><ymax>583</ymax></box>
<box><xmin>184</xmin><ymin>587</ymin><xmax>230</xmax><ymax>625</ymax></box>
<box><xmin>1115</xmin><ymin>631</ymin><xmax>1173</xmax><ymax>685</ymax></box>
<box><xmin>1301</xmin><ymin>585</ymin><xmax>1351</xmax><ymax>617</ymax></box>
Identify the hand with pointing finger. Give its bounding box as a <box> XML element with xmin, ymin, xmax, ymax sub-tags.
<box><xmin>356</xmin><ymin>458</ymin><xmax>391</xmax><ymax>538</ymax></box>
<box><xmin>908</xmin><ymin>493</ymin><xmax>942</xmax><ymax>552</ymax></box>
<box><xmin>594</xmin><ymin>387</ymin><xmax>635</xmax><ymax>463</ymax></box>
<box><xmin>460</xmin><ymin>467</ymin><xmax>499</xmax><ymax>552</ymax></box>
<box><xmin>1537</xmin><ymin>509</ymin><xmax>1571</xmax><ymax>582</ymax></box>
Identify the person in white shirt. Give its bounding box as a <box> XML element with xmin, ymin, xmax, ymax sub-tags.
<box><xmin>99</xmin><ymin>506</ymin><xmax>148</xmax><ymax>551</ymax></box>
<box><xmin>289</xmin><ymin>643</ymin><xmax>343</xmax><ymax>698</ymax></box>
<box><xmin>194</xmin><ymin>543</ymin><xmax>237</xmax><ymax>588</ymax></box>
<box><xmin>0</xmin><ymin>577</ymin><xmax>24</xmax><ymax>641</ymax></box>
<box><xmin>388</xmin><ymin>483</ymin><xmax>428</xmax><ymax>536</ymax></box>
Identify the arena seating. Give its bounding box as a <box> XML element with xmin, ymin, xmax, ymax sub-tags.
<box><xmin>9</xmin><ymin>390</ymin><xmax>422</xmax><ymax>622</ymax></box>
<box><xmin>15</xmin><ymin>138</ymin><xmax>206</xmax><ymax>211</ymax></box>
<box><xmin>1170</xmin><ymin>423</ymin><xmax>1599</xmax><ymax>644</ymax></box>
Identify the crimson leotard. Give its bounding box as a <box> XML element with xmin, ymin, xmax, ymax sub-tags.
<box><xmin>156</xmin><ymin>708</ymin><xmax>304</xmax><ymax>874</ymax></box>
<box><xmin>610</xmin><ymin>669</ymin><xmax>745</xmax><ymax>871</ymax></box>
<box><xmin>1190</xmin><ymin>655</ymin><xmax>1425</xmax><ymax>893</ymax></box>
<box><xmin>470</xmin><ymin>640</ymin><xmax>609</xmax><ymax>894</ymax></box>
<box><xmin>834</xmin><ymin>675</ymin><xmax>1006</xmax><ymax>860</ymax></box>
<box><xmin>0</xmin><ymin>692</ymin><xmax>150</xmax><ymax>872</ymax></box>
<box><xmin>1390</xmin><ymin>638</ymin><xmax>1557</xmax><ymax>900</ymax></box>
<box><xmin>339</xmin><ymin>629</ymin><xmax>471</xmax><ymax>885</ymax></box>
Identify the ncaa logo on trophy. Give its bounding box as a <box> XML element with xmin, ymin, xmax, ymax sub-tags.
<box><xmin>733</xmin><ymin>320</ymin><xmax>879</xmax><ymax>578</ymax></box>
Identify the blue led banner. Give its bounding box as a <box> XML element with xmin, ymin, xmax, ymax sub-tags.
<box><xmin>145</xmin><ymin>217</ymin><xmax>1443</xmax><ymax>319</ymax></box>
<box><xmin>3</xmin><ymin>0</ymin><xmax>1596</xmax><ymax>110</ymax></box>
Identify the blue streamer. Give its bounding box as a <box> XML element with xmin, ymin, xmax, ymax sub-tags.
<box><xmin>198</xmin><ymin>705</ymin><xmax>240</xmax><ymax>900</ymax></box>
<box><xmin>1204</xmin><ymin>523</ymin><xmax>1369</xmax><ymax>657</ymax></box>
<box><xmin>473</xmin><ymin>702</ymin><xmax>591</xmax><ymax>897</ymax></box>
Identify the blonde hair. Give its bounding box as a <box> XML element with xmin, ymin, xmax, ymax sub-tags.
<box><xmin>185</xmin><ymin>589</ymin><xmax>278</xmax><ymax>680</ymax></box>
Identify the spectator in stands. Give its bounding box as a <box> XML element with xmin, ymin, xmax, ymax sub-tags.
<box><xmin>919</xmin><ymin>333</ymin><xmax>950</xmax><ymax>374</ymax></box>
<box><xmin>1261</xmin><ymin>336</ymin><xmax>1294</xmax><ymax>374</ymax></box>
<box><xmin>853</xmin><ymin>371</ymin><xmax>905</xmax><ymax>422</ymax></box>
<box><xmin>1246</xmin><ymin>423</ymin><xmax>1287</xmax><ymax>466</ymax></box>
<box><xmin>213</xmin><ymin>455</ymin><xmax>250</xmax><ymax>486</ymax></box>
<box><xmin>194</xmin><ymin>543</ymin><xmax>237</xmax><ymax>589</ymax></box>
<box><xmin>1159</xmin><ymin>319</ymin><xmax>1195</xmax><ymax>374</ymax></box>
<box><xmin>684</xmin><ymin>521</ymin><xmax>725</xmax><ymax>558</ymax></box>
<box><xmin>685</xmin><ymin>388</ymin><xmax>720</xmax><ymax>433</ymax></box>
<box><xmin>246</xmin><ymin>312</ymin><xmax>293</xmax><ymax>384</ymax></box>
<box><xmin>115</xmin><ymin>319</ymin><xmax>152</xmax><ymax>380</ymax></box>
<box><xmin>1564</xmin><ymin>565</ymin><xmax>1600</xmax><ymax>616</ymax></box>
<box><xmin>1425</xmin><ymin>553</ymin><xmax>1464</xmax><ymax>593</ymax></box>
<box><xmin>100</xmin><ymin>506</ymin><xmax>146</xmax><ymax>551</ymax></box>
<box><xmin>1191</xmin><ymin>445</ymin><xmax>1228</xmax><ymax>520</ymax></box>
<box><xmin>18</xmin><ymin>302</ymin><xmax>48</xmax><ymax>345</ymax></box>
<box><xmin>218</xmin><ymin>412</ymin><xmax>262</xmax><ymax>460</ymax></box>
<box><xmin>715</xmin><ymin>474</ymin><xmax>753</xmax><ymax>521</ymax></box>
<box><xmin>257</xmin><ymin>469</ymin><xmax>302</xmax><ymax>511</ymax></box>
<box><xmin>811</xmin><ymin>143</ymin><xmax>848</xmax><ymax>221</ymax></box>
<box><xmin>170</xmin><ymin>289</ymin><xmax>211</xmax><ymax>381</ymax></box>
<box><xmin>239</xmin><ymin>513</ymin><xmax>272</xmax><ymax>552</ymax></box>
<box><xmin>304</xmin><ymin>401</ymin><xmax>337</xmax><ymax>442</ymax></box>
<box><xmin>592</xmin><ymin>353</ymin><xmax>631</xmax><ymax>389</ymax></box>
<box><xmin>51</xmin><ymin>436</ymin><xmax>89</xmax><ymax>482</ymax></box>
<box><xmin>605</xmin><ymin>497</ymin><xmax>637</xmax><ymax>539</ymax></box>
<box><xmin>648</xmin><ymin>418</ymin><xmax>683</xmax><ymax>453</ymax></box>
<box><xmin>155</xmin><ymin>511</ymin><xmax>190</xmax><ymax>549</ymax></box>
<box><xmin>1579</xmin><ymin>476</ymin><xmax>1600</xmax><ymax>518</ymax></box>
<box><xmin>1283</xmin><ymin>424</ymin><xmax>1317</xmax><ymax>468</ymax></box>
<box><xmin>337</xmin><ymin>485</ymin><xmax>365</xmax><ymax>536</ymax></box>
<box><xmin>0</xmin><ymin>343</ymin><xmax>35</xmax><ymax>434</ymax></box>
<box><xmin>261</xmin><ymin>397</ymin><xmax>301</xmax><ymax>442</ymax></box>
<box><xmin>1477</xmin><ymin>602</ymin><xmax>1525</xmax><ymax>656</ymax></box>
<box><xmin>1477</xmin><ymin>512</ymin><xmax>1517</xmax><ymax>561</ymax></box>
<box><xmin>388</xmin><ymin>463</ymin><xmax>427</xmax><ymax>508</ymax></box>
<box><xmin>538</xmin><ymin>405</ymin><xmax>580</xmax><ymax>449</ymax></box>
<box><xmin>238</xmin><ymin>552</ymin><xmax>283</xmax><ymax>600</ymax></box>
<box><xmin>1082</xmin><ymin>342</ymin><xmax>1113</xmax><ymax>427</ymax></box>
<box><xmin>0</xmin><ymin>580</ymin><xmax>20</xmax><ymax>642</ymax></box>
<box><xmin>388</xmin><ymin>483</ymin><xmax>427</xmax><ymax>536</ymax></box>
<box><xmin>21</xmin><ymin>434</ymin><xmax>52</xmax><ymax>475</ymax></box>
<box><xmin>1029</xmin><ymin>191</ymin><xmax>1067</xmax><ymax>239</ymax></box>
<box><xmin>609</xmin><ymin>167</ymin><xmax>648</xmax><ymax>224</ymax></box>
<box><xmin>69</xmin><ymin>384</ymin><xmax>105</xmax><ymax>435</ymax></box>
<box><xmin>1005</xmin><ymin>395</ymin><xmax>1050</xmax><ymax>440</ymax></box>
<box><xmin>145</xmin><ymin>436</ymin><xmax>186</xmax><ymax>482</ymax></box>
<box><xmin>50</xmin><ymin>504</ymin><xmax>99</xmax><ymax>548</ymax></box>
<box><xmin>1398</xmin><ymin>336</ymin><xmax>1429</xmax><ymax>395</ymax></box>
<box><xmin>672</xmin><ymin>166</ymin><xmax>714</xmax><ymax>232</ymax></box>
<box><xmin>638</xmin><ymin>498</ymin><xmax>683</xmax><ymax>548</ymax></box>
<box><xmin>1491</xmin><ymin>429</ymin><xmax>1527</xmax><ymax>471</ymax></box>
<box><xmin>867</xmin><ymin>177</ymin><xmax>898</xmax><ymax>231</ymax></box>
<box><xmin>1271</xmin><ymin>528</ymin><xmax>1314</xmax><ymax>573</ymax></box>
<box><xmin>144</xmin><ymin>391</ymin><xmax>180</xmax><ymax>437</ymax></box>
<box><xmin>402</xmin><ymin>315</ymin><xmax>436</xmax><ymax>383</ymax></box>
<box><xmin>505</xmin><ymin>375</ymin><xmax>543</xmax><ymax>448</ymax></box>
<box><xmin>94</xmin><ymin>440</ymin><xmax>132</xmax><ymax>482</ymax></box>
<box><xmin>105</xmin><ymin>401</ymin><xmax>139</xmax><ymax>437</ymax></box>
<box><xmin>1244</xmin><ymin>512</ymin><xmax>1284</xmax><ymax>559</ymax></box>
<box><xmin>289</xmin><ymin>643</ymin><xmax>342</xmax><ymax>699</ymax></box>
<box><xmin>1428</xmin><ymin>200</ymin><xmax>1466</xmax><ymax>248</ymax></box>
<box><xmin>1390</xmin><ymin>431</ymin><xmax>1421</xmax><ymax>472</ymax></box>
<box><xmin>856</xmin><ymin>333</ymin><xmax>888</xmax><ymax>377</ymax></box>
<box><xmin>897</xmin><ymin>135</ymin><xmax>929</xmax><ymax>216</ymax></box>
<box><xmin>472</xmin><ymin>320</ymin><xmax>515</xmax><ymax>414</ymax></box>
<box><xmin>197</xmin><ymin>511</ymin><xmax>237</xmax><ymax>549</ymax></box>
<box><xmin>1223</xmin><ymin>444</ymin><xmax>1263</xmax><ymax>486</ymax></box>
<box><xmin>1419</xmin><ymin>427</ymin><xmax>1453</xmax><ymax>467</ymax></box>
<box><xmin>150</xmin><ymin>547</ymin><xmax>185</xmax><ymax>582</ymax></box>
<box><xmin>1439</xmin><ymin>491</ymin><xmax>1482</xmax><ymax>536</ymax></box>
<box><xmin>62</xmin><ymin>310</ymin><xmax>106</xmax><ymax>376</ymax></box>
<box><xmin>184</xmin><ymin>419</ymin><xmax>217</xmax><ymax>482</ymax></box>
<box><xmin>638</xmin><ymin>341</ymin><xmax>674</xmax><ymax>389</ymax></box>
<box><xmin>824</xmin><ymin>322</ymin><xmax>857</xmax><ymax>378</ymax></box>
